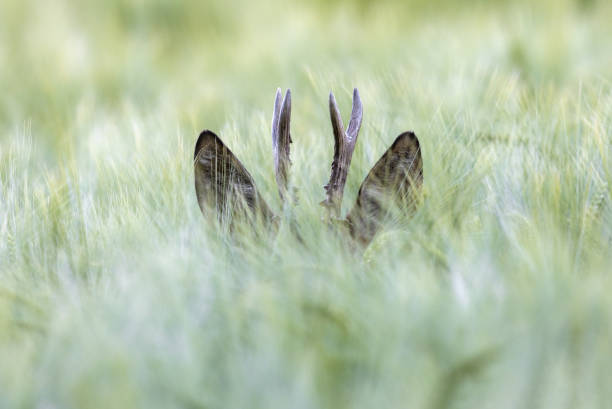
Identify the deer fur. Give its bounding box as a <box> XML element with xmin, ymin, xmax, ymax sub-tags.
<box><xmin>193</xmin><ymin>88</ymin><xmax>423</xmax><ymax>247</ymax></box>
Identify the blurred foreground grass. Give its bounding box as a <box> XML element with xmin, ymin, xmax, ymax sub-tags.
<box><xmin>1</xmin><ymin>0</ymin><xmax>612</xmax><ymax>408</ymax></box>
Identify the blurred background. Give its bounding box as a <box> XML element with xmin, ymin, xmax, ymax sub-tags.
<box><xmin>1</xmin><ymin>0</ymin><xmax>611</xmax><ymax>158</ymax></box>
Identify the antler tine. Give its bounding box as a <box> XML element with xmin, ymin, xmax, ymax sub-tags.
<box><xmin>329</xmin><ymin>92</ymin><xmax>345</xmax><ymax>147</ymax></box>
<box><xmin>321</xmin><ymin>88</ymin><xmax>363</xmax><ymax>218</ymax></box>
<box><xmin>271</xmin><ymin>88</ymin><xmax>282</xmax><ymax>141</ymax></box>
<box><xmin>346</xmin><ymin>88</ymin><xmax>363</xmax><ymax>142</ymax></box>
<box><xmin>272</xmin><ymin>89</ymin><xmax>292</xmax><ymax>202</ymax></box>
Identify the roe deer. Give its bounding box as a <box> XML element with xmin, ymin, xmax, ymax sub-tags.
<box><xmin>193</xmin><ymin>88</ymin><xmax>423</xmax><ymax>247</ymax></box>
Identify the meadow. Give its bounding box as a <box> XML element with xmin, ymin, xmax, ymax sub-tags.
<box><xmin>1</xmin><ymin>0</ymin><xmax>611</xmax><ymax>407</ymax></box>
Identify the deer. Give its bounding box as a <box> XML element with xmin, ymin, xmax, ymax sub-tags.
<box><xmin>193</xmin><ymin>88</ymin><xmax>423</xmax><ymax>247</ymax></box>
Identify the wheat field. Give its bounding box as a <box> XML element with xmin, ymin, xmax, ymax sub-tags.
<box><xmin>1</xmin><ymin>0</ymin><xmax>611</xmax><ymax>408</ymax></box>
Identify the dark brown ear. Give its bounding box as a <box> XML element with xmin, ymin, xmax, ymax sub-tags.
<box><xmin>346</xmin><ymin>131</ymin><xmax>423</xmax><ymax>246</ymax></box>
<box><xmin>194</xmin><ymin>130</ymin><xmax>275</xmax><ymax>225</ymax></box>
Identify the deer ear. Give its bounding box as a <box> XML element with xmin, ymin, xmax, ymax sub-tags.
<box><xmin>194</xmin><ymin>130</ymin><xmax>275</xmax><ymax>225</ymax></box>
<box><xmin>346</xmin><ymin>131</ymin><xmax>423</xmax><ymax>246</ymax></box>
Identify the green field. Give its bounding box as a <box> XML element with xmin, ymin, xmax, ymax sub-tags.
<box><xmin>1</xmin><ymin>0</ymin><xmax>611</xmax><ymax>407</ymax></box>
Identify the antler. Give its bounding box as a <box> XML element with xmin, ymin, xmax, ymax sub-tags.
<box><xmin>320</xmin><ymin>88</ymin><xmax>363</xmax><ymax>218</ymax></box>
<box><xmin>271</xmin><ymin>88</ymin><xmax>292</xmax><ymax>202</ymax></box>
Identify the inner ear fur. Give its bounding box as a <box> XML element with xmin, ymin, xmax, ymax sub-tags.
<box><xmin>194</xmin><ymin>130</ymin><xmax>275</xmax><ymax>225</ymax></box>
<box><xmin>346</xmin><ymin>131</ymin><xmax>423</xmax><ymax>246</ymax></box>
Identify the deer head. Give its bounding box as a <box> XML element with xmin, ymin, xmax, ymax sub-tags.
<box><xmin>193</xmin><ymin>88</ymin><xmax>423</xmax><ymax>247</ymax></box>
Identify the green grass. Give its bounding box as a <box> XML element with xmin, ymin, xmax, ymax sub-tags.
<box><xmin>1</xmin><ymin>0</ymin><xmax>612</xmax><ymax>408</ymax></box>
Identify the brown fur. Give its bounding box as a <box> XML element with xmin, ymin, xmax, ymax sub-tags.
<box><xmin>193</xmin><ymin>90</ymin><xmax>424</xmax><ymax>248</ymax></box>
<box><xmin>346</xmin><ymin>132</ymin><xmax>423</xmax><ymax>246</ymax></box>
<box><xmin>194</xmin><ymin>130</ymin><xmax>275</xmax><ymax>225</ymax></box>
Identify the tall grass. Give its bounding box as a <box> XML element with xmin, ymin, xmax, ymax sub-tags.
<box><xmin>1</xmin><ymin>0</ymin><xmax>611</xmax><ymax>408</ymax></box>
